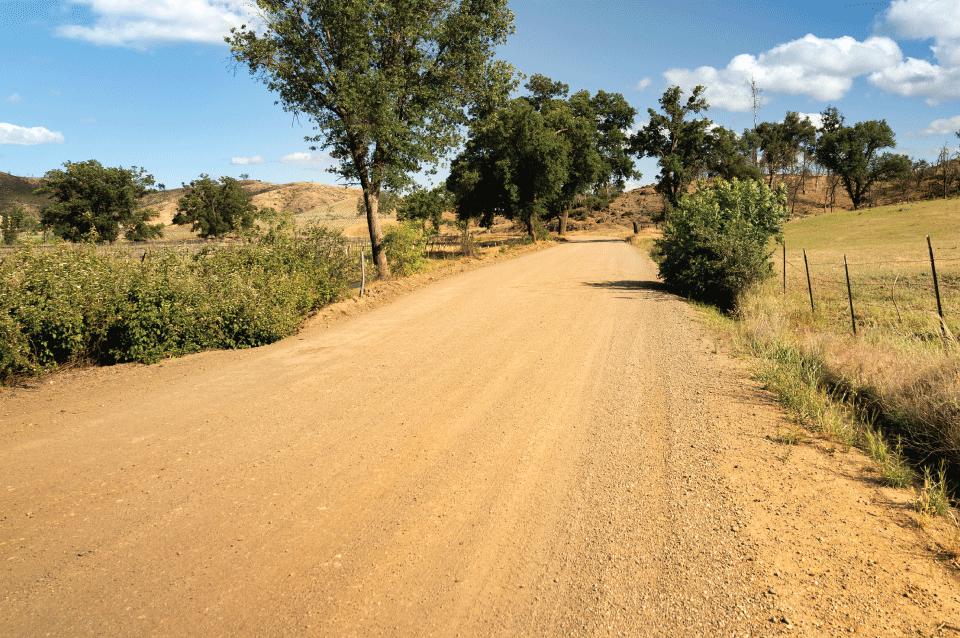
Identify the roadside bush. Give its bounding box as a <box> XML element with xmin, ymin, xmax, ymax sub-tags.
<box><xmin>0</xmin><ymin>227</ymin><xmax>352</xmax><ymax>381</ymax></box>
<box><xmin>383</xmin><ymin>221</ymin><xmax>428</xmax><ymax>276</ymax></box>
<box><xmin>656</xmin><ymin>178</ymin><xmax>786</xmax><ymax>311</ymax></box>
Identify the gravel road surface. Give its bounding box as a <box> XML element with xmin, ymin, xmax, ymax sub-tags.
<box><xmin>2</xmin><ymin>236</ymin><xmax>958</xmax><ymax>637</ymax></box>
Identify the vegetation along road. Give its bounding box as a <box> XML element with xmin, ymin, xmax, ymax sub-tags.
<box><xmin>2</xmin><ymin>237</ymin><xmax>958</xmax><ymax>637</ymax></box>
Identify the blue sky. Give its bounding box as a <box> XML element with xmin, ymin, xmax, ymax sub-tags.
<box><xmin>1</xmin><ymin>0</ymin><xmax>959</xmax><ymax>191</ymax></box>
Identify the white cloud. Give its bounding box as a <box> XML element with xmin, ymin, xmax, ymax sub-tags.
<box><xmin>869</xmin><ymin>0</ymin><xmax>960</xmax><ymax>102</ymax></box>
<box><xmin>280</xmin><ymin>151</ymin><xmax>331</xmax><ymax>164</ymax></box>
<box><xmin>231</xmin><ymin>155</ymin><xmax>264</xmax><ymax>165</ymax></box>
<box><xmin>6</xmin><ymin>94</ymin><xmax>23</xmax><ymax>103</ymax></box>
<box><xmin>917</xmin><ymin>114</ymin><xmax>960</xmax><ymax>136</ymax></box>
<box><xmin>796</xmin><ymin>112</ymin><xmax>824</xmax><ymax>129</ymax></box>
<box><xmin>57</xmin><ymin>0</ymin><xmax>261</xmax><ymax>48</ymax></box>
<box><xmin>634</xmin><ymin>78</ymin><xmax>652</xmax><ymax>91</ymax></box>
<box><xmin>885</xmin><ymin>0</ymin><xmax>960</xmax><ymax>66</ymax></box>
<box><xmin>664</xmin><ymin>34</ymin><xmax>903</xmax><ymax>111</ymax></box>
<box><xmin>0</xmin><ymin>123</ymin><xmax>65</xmax><ymax>145</ymax></box>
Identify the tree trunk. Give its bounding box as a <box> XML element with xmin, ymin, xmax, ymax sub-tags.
<box><xmin>525</xmin><ymin>214</ymin><xmax>536</xmax><ymax>241</ymax></box>
<box><xmin>360</xmin><ymin>180</ymin><xmax>391</xmax><ymax>278</ymax></box>
<box><xmin>559</xmin><ymin>208</ymin><xmax>568</xmax><ymax>236</ymax></box>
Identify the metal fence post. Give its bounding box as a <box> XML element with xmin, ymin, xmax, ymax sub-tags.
<box><xmin>844</xmin><ymin>254</ymin><xmax>856</xmax><ymax>336</ymax></box>
<box><xmin>927</xmin><ymin>235</ymin><xmax>945</xmax><ymax>336</ymax></box>
<box><xmin>803</xmin><ymin>248</ymin><xmax>814</xmax><ymax>313</ymax></box>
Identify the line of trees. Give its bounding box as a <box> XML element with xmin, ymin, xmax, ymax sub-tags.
<box><xmin>17</xmin><ymin>0</ymin><xmax>960</xmax><ymax>255</ymax></box>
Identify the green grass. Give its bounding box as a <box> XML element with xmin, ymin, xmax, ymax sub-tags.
<box><xmin>680</xmin><ymin>197</ymin><xmax>960</xmax><ymax>504</ymax></box>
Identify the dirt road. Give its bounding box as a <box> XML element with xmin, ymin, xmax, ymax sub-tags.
<box><xmin>2</xmin><ymin>237</ymin><xmax>958</xmax><ymax>637</ymax></box>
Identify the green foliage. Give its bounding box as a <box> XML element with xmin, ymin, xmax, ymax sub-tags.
<box><xmin>705</xmin><ymin>126</ymin><xmax>761</xmax><ymax>182</ymax></box>
<box><xmin>397</xmin><ymin>186</ymin><xmax>448</xmax><ymax>230</ymax></box>
<box><xmin>0</xmin><ymin>228</ymin><xmax>352</xmax><ymax>381</ymax></box>
<box><xmin>448</xmin><ymin>96</ymin><xmax>570</xmax><ymax>239</ymax></box>
<box><xmin>383</xmin><ymin>222</ymin><xmax>429</xmax><ymax>276</ymax></box>
<box><xmin>173</xmin><ymin>175</ymin><xmax>259</xmax><ymax>238</ymax></box>
<box><xmin>814</xmin><ymin>108</ymin><xmax>911</xmax><ymax>210</ymax></box>
<box><xmin>630</xmin><ymin>85</ymin><xmax>713</xmax><ymax>206</ymax></box>
<box><xmin>227</xmin><ymin>0</ymin><xmax>516</xmax><ymax>277</ymax></box>
<box><xmin>751</xmin><ymin>111</ymin><xmax>817</xmax><ymax>186</ymax></box>
<box><xmin>34</xmin><ymin>160</ymin><xmax>163</xmax><ymax>243</ymax></box>
<box><xmin>656</xmin><ymin>178</ymin><xmax>787</xmax><ymax>310</ymax></box>
<box><xmin>449</xmin><ymin>75</ymin><xmax>618</xmax><ymax>240</ymax></box>
<box><xmin>355</xmin><ymin>190</ymin><xmax>401</xmax><ymax>218</ymax></box>
<box><xmin>1</xmin><ymin>205</ymin><xmax>26</xmax><ymax>244</ymax></box>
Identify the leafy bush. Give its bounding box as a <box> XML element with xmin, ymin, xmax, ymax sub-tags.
<box><xmin>656</xmin><ymin>178</ymin><xmax>786</xmax><ymax>310</ymax></box>
<box><xmin>0</xmin><ymin>227</ymin><xmax>352</xmax><ymax>381</ymax></box>
<box><xmin>383</xmin><ymin>222</ymin><xmax>428</xmax><ymax>276</ymax></box>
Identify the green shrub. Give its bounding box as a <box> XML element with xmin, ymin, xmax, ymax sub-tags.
<box><xmin>383</xmin><ymin>222</ymin><xmax>428</xmax><ymax>276</ymax></box>
<box><xmin>0</xmin><ymin>227</ymin><xmax>352</xmax><ymax>381</ymax></box>
<box><xmin>656</xmin><ymin>178</ymin><xmax>786</xmax><ymax>311</ymax></box>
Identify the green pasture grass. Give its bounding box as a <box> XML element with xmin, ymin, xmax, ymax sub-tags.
<box><xmin>773</xmin><ymin>198</ymin><xmax>960</xmax><ymax>345</ymax></box>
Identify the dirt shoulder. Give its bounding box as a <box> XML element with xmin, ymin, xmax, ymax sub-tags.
<box><xmin>1</xmin><ymin>236</ymin><xmax>958</xmax><ymax>637</ymax></box>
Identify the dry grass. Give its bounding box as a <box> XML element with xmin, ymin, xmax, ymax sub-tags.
<box><xmin>688</xmin><ymin>197</ymin><xmax>960</xmax><ymax>513</ymax></box>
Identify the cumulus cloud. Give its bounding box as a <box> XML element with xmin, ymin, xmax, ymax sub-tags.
<box><xmin>917</xmin><ymin>114</ymin><xmax>960</xmax><ymax>136</ymax></box>
<box><xmin>57</xmin><ymin>0</ymin><xmax>261</xmax><ymax>48</ymax></box>
<box><xmin>231</xmin><ymin>155</ymin><xmax>264</xmax><ymax>165</ymax></box>
<box><xmin>280</xmin><ymin>151</ymin><xmax>331</xmax><ymax>164</ymax></box>
<box><xmin>794</xmin><ymin>112</ymin><xmax>824</xmax><ymax>129</ymax></box>
<box><xmin>634</xmin><ymin>78</ymin><xmax>652</xmax><ymax>91</ymax></box>
<box><xmin>0</xmin><ymin>123</ymin><xmax>64</xmax><ymax>145</ymax></box>
<box><xmin>6</xmin><ymin>93</ymin><xmax>23</xmax><ymax>102</ymax></box>
<box><xmin>869</xmin><ymin>0</ymin><xmax>960</xmax><ymax>103</ymax></box>
<box><xmin>664</xmin><ymin>34</ymin><xmax>903</xmax><ymax>111</ymax></box>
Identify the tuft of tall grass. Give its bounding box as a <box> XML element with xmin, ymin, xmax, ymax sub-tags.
<box><xmin>0</xmin><ymin>226</ymin><xmax>352</xmax><ymax>382</ymax></box>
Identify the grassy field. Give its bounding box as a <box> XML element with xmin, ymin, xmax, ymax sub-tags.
<box><xmin>708</xmin><ymin>197</ymin><xmax>960</xmax><ymax>514</ymax></box>
<box><xmin>779</xmin><ymin>198</ymin><xmax>960</xmax><ymax>341</ymax></box>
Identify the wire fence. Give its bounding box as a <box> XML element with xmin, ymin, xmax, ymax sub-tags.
<box><xmin>775</xmin><ymin>235</ymin><xmax>959</xmax><ymax>338</ymax></box>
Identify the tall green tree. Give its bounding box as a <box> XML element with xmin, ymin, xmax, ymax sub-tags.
<box><xmin>704</xmin><ymin>126</ymin><xmax>760</xmax><ymax>182</ymax></box>
<box><xmin>814</xmin><ymin>108</ymin><xmax>910</xmax><ymax>210</ymax></box>
<box><xmin>578</xmin><ymin>89</ymin><xmax>638</xmax><ymax>195</ymax></box>
<box><xmin>753</xmin><ymin>112</ymin><xmax>817</xmax><ymax>187</ymax></box>
<box><xmin>447</xmin><ymin>97</ymin><xmax>570</xmax><ymax>239</ymax></box>
<box><xmin>172</xmin><ymin>175</ymin><xmax>261</xmax><ymax>239</ymax></box>
<box><xmin>396</xmin><ymin>185</ymin><xmax>449</xmax><ymax>230</ymax></box>
<box><xmin>227</xmin><ymin>0</ymin><xmax>515</xmax><ymax>278</ymax></box>
<box><xmin>630</xmin><ymin>85</ymin><xmax>713</xmax><ymax>206</ymax></box>
<box><xmin>35</xmin><ymin>160</ymin><xmax>163</xmax><ymax>243</ymax></box>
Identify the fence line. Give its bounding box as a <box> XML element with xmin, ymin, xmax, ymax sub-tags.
<box><xmin>778</xmin><ymin>236</ymin><xmax>956</xmax><ymax>337</ymax></box>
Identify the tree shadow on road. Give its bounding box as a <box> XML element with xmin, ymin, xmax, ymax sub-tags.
<box><xmin>581</xmin><ymin>280</ymin><xmax>678</xmax><ymax>301</ymax></box>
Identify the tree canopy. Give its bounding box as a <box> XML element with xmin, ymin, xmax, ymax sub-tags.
<box><xmin>227</xmin><ymin>0</ymin><xmax>515</xmax><ymax>278</ymax></box>
<box><xmin>751</xmin><ymin>112</ymin><xmax>817</xmax><ymax>187</ymax></box>
<box><xmin>447</xmin><ymin>74</ymin><xmax>626</xmax><ymax>239</ymax></box>
<box><xmin>814</xmin><ymin>107</ymin><xmax>911</xmax><ymax>210</ymax></box>
<box><xmin>35</xmin><ymin>160</ymin><xmax>163</xmax><ymax>243</ymax></box>
<box><xmin>172</xmin><ymin>175</ymin><xmax>261</xmax><ymax>239</ymax></box>
<box><xmin>447</xmin><ymin>95</ymin><xmax>570</xmax><ymax>239</ymax></box>
<box><xmin>630</xmin><ymin>85</ymin><xmax>713</xmax><ymax>206</ymax></box>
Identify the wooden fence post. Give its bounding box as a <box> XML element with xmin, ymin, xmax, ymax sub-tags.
<box><xmin>927</xmin><ymin>235</ymin><xmax>945</xmax><ymax>336</ymax></box>
<box><xmin>844</xmin><ymin>254</ymin><xmax>856</xmax><ymax>336</ymax></box>
<box><xmin>360</xmin><ymin>250</ymin><xmax>366</xmax><ymax>298</ymax></box>
<box><xmin>803</xmin><ymin>248</ymin><xmax>814</xmax><ymax>313</ymax></box>
<box><xmin>783</xmin><ymin>241</ymin><xmax>786</xmax><ymax>295</ymax></box>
